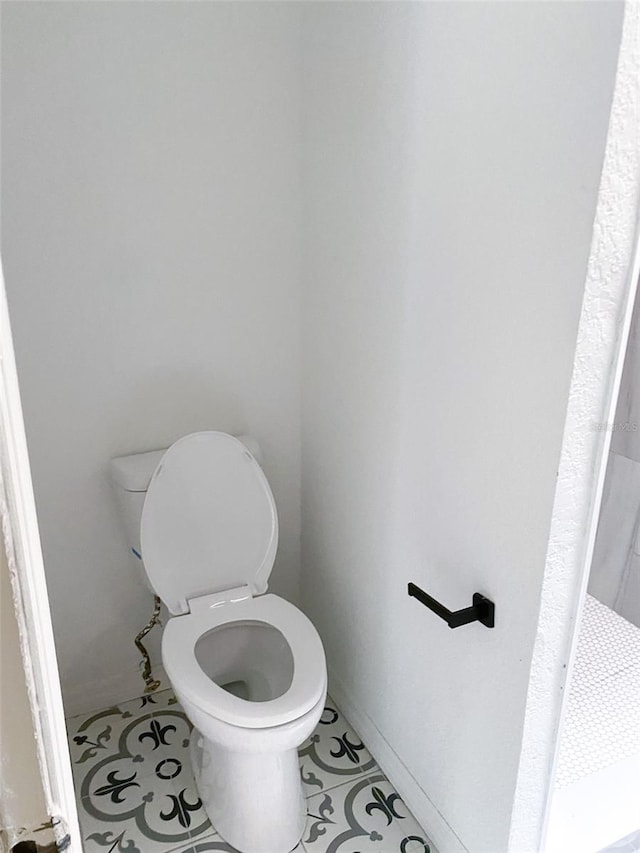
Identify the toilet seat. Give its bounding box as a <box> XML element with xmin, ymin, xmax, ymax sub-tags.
<box><xmin>162</xmin><ymin>593</ymin><xmax>326</xmax><ymax>729</ymax></box>
<box><xmin>140</xmin><ymin>431</ymin><xmax>278</xmax><ymax>616</ymax></box>
<box><xmin>142</xmin><ymin>431</ymin><xmax>325</xmax><ymax>731</ymax></box>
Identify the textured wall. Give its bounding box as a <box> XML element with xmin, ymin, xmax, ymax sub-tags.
<box><xmin>512</xmin><ymin>4</ymin><xmax>640</xmax><ymax>850</ymax></box>
<box><xmin>611</xmin><ymin>290</ymin><xmax>640</xmax><ymax>462</ymax></box>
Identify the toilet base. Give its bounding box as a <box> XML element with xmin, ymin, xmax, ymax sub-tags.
<box><xmin>190</xmin><ymin>728</ymin><xmax>306</xmax><ymax>853</ymax></box>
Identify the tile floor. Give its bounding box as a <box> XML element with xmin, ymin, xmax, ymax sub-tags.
<box><xmin>67</xmin><ymin>689</ymin><xmax>434</xmax><ymax>853</ymax></box>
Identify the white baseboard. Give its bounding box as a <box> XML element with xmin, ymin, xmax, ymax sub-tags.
<box><xmin>328</xmin><ymin>668</ymin><xmax>468</xmax><ymax>853</ymax></box>
<box><xmin>62</xmin><ymin>663</ymin><xmax>169</xmax><ymax>719</ymax></box>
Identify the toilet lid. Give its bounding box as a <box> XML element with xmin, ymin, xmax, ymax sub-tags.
<box><xmin>140</xmin><ymin>432</ymin><xmax>278</xmax><ymax>616</ymax></box>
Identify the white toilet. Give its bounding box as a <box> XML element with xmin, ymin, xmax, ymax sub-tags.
<box><xmin>109</xmin><ymin>431</ymin><xmax>327</xmax><ymax>853</ymax></box>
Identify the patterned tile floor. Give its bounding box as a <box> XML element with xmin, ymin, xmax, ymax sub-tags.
<box><xmin>67</xmin><ymin>689</ymin><xmax>434</xmax><ymax>853</ymax></box>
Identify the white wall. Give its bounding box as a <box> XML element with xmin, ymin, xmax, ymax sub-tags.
<box><xmin>301</xmin><ymin>4</ymin><xmax>623</xmax><ymax>853</ymax></box>
<box><xmin>1</xmin><ymin>2</ymin><xmax>302</xmax><ymax>713</ymax></box>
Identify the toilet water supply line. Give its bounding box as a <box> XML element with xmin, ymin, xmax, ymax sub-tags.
<box><xmin>135</xmin><ymin>595</ymin><xmax>162</xmax><ymax>693</ymax></box>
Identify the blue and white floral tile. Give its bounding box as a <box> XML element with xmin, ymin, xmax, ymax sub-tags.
<box><xmin>299</xmin><ymin>696</ymin><xmax>377</xmax><ymax>797</ymax></box>
<box><xmin>162</xmin><ymin>840</ymin><xmax>237</xmax><ymax>853</ymax></box>
<box><xmin>303</xmin><ymin>773</ymin><xmax>432</xmax><ymax>853</ymax></box>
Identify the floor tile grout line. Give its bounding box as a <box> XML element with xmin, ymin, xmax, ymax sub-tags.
<box><xmin>302</xmin><ymin>773</ymin><xmax>367</xmax><ymax>799</ymax></box>
<box><xmin>306</xmin><ymin>776</ymin><xmax>362</xmax><ymax>800</ymax></box>
<box><xmin>164</xmin><ymin>844</ymin><xmax>194</xmax><ymax>853</ymax></box>
<box><xmin>187</xmin><ymin>824</ymin><xmax>219</xmax><ymax>848</ymax></box>
<box><xmin>364</xmin><ymin>769</ymin><xmax>386</xmax><ymax>780</ymax></box>
<box><xmin>64</xmin><ymin>688</ymin><xmax>177</xmax><ymax>729</ymax></box>
<box><xmin>304</xmin><ymin>771</ymin><xmax>385</xmax><ymax>805</ymax></box>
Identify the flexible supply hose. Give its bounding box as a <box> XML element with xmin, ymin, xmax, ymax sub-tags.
<box><xmin>135</xmin><ymin>595</ymin><xmax>162</xmax><ymax>693</ymax></box>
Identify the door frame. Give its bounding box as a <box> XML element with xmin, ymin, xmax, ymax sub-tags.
<box><xmin>0</xmin><ymin>266</ymin><xmax>82</xmax><ymax>852</ymax></box>
<box><xmin>510</xmin><ymin>3</ymin><xmax>640</xmax><ymax>850</ymax></box>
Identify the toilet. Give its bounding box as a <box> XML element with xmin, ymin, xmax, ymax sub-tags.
<box><xmin>109</xmin><ymin>431</ymin><xmax>327</xmax><ymax>853</ymax></box>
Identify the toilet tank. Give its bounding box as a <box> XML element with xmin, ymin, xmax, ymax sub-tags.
<box><xmin>110</xmin><ymin>448</ymin><xmax>165</xmax><ymax>566</ymax></box>
<box><xmin>109</xmin><ymin>435</ymin><xmax>263</xmax><ymax>592</ymax></box>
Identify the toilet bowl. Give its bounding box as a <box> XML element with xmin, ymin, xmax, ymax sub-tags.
<box><xmin>111</xmin><ymin>431</ymin><xmax>327</xmax><ymax>853</ymax></box>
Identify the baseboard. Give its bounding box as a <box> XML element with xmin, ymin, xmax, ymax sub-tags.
<box><xmin>62</xmin><ymin>663</ymin><xmax>169</xmax><ymax>719</ymax></box>
<box><xmin>328</xmin><ymin>668</ymin><xmax>468</xmax><ymax>853</ymax></box>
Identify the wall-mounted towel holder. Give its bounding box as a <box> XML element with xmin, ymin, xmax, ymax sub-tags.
<box><xmin>408</xmin><ymin>582</ymin><xmax>495</xmax><ymax>629</ymax></box>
